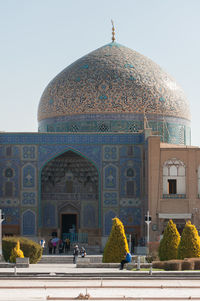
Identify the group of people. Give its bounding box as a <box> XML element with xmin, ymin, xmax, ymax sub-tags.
<box><xmin>73</xmin><ymin>245</ymin><xmax>86</xmax><ymax>264</ymax></box>
<box><xmin>48</xmin><ymin>237</ymin><xmax>71</xmax><ymax>254</ymax></box>
<box><xmin>42</xmin><ymin>236</ymin><xmax>130</xmax><ymax>269</ymax></box>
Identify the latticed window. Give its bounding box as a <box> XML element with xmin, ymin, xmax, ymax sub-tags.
<box><xmin>163</xmin><ymin>159</ymin><xmax>186</xmax><ymax>196</ymax></box>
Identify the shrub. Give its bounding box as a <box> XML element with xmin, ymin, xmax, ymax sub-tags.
<box><xmin>9</xmin><ymin>241</ymin><xmax>24</xmax><ymax>263</ymax></box>
<box><xmin>187</xmin><ymin>258</ymin><xmax>200</xmax><ymax>270</ymax></box>
<box><xmin>193</xmin><ymin>259</ymin><xmax>200</xmax><ymax>270</ymax></box>
<box><xmin>178</xmin><ymin>221</ymin><xmax>200</xmax><ymax>259</ymax></box>
<box><xmin>3</xmin><ymin>236</ymin><xmax>42</xmax><ymax>264</ymax></box>
<box><xmin>164</xmin><ymin>260</ymin><xmax>182</xmax><ymax>271</ymax></box>
<box><xmin>152</xmin><ymin>261</ymin><xmax>165</xmax><ymax>269</ymax></box>
<box><xmin>182</xmin><ymin>259</ymin><xmax>194</xmax><ymax>270</ymax></box>
<box><xmin>103</xmin><ymin>217</ymin><xmax>129</xmax><ymax>263</ymax></box>
<box><xmin>159</xmin><ymin>220</ymin><xmax>180</xmax><ymax>261</ymax></box>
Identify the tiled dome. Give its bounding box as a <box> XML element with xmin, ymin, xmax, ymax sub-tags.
<box><xmin>37</xmin><ymin>42</ymin><xmax>190</xmax><ymax>145</ymax></box>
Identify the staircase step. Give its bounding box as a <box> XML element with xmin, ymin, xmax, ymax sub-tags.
<box><xmin>38</xmin><ymin>255</ymin><xmax>103</xmax><ymax>264</ymax></box>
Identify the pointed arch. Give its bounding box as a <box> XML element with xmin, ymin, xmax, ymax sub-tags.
<box><xmin>38</xmin><ymin>148</ymin><xmax>101</xmax><ymax>229</ymax></box>
<box><xmin>22</xmin><ymin>210</ymin><xmax>36</xmax><ymax>236</ymax></box>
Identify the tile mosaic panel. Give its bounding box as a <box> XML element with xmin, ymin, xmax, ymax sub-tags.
<box><xmin>103</xmin><ymin>192</ymin><xmax>118</xmax><ymax>206</ymax></box>
<box><xmin>120</xmin><ymin>159</ymin><xmax>141</xmax><ymax>198</ymax></box>
<box><xmin>0</xmin><ymin>132</ymin><xmax>145</xmax><ymax>146</ymax></box>
<box><xmin>104</xmin><ymin>210</ymin><xmax>117</xmax><ymax>235</ymax></box>
<box><xmin>38</xmin><ymin>144</ymin><xmax>101</xmax><ymax>170</ymax></box>
<box><xmin>22</xmin><ymin>164</ymin><xmax>35</xmax><ymax>188</ymax></box>
<box><xmin>1</xmin><ymin>207</ymin><xmax>19</xmax><ymax>225</ymax></box>
<box><xmin>119</xmin><ymin>207</ymin><xmax>141</xmax><ymax>226</ymax></box>
<box><xmin>22</xmin><ymin>210</ymin><xmax>36</xmax><ymax>235</ymax></box>
<box><xmin>22</xmin><ymin>146</ymin><xmax>36</xmax><ymax>160</ymax></box>
<box><xmin>83</xmin><ymin>204</ymin><xmax>96</xmax><ymax>228</ymax></box>
<box><xmin>21</xmin><ymin>192</ymin><xmax>36</xmax><ymax>206</ymax></box>
<box><xmin>0</xmin><ymin>199</ymin><xmax>19</xmax><ymax>206</ymax></box>
<box><xmin>0</xmin><ymin>161</ymin><xmax>19</xmax><ymax>198</ymax></box>
<box><xmin>43</xmin><ymin>203</ymin><xmax>56</xmax><ymax>228</ymax></box>
<box><xmin>104</xmin><ymin>164</ymin><xmax>118</xmax><ymax>190</ymax></box>
<box><xmin>120</xmin><ymin>199</ymin><xmax>141</xmax><ymax>207</ymax></box>
<box><xmin>103</xmin><ymin>145</ymin><xmax>118</xmax><ymax>161</ymax></box>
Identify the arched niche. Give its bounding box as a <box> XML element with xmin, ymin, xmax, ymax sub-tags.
<box><xmin>40</xmin><ymin>150</ymin><xmax>100</xmax><ymax>235</ymax></box>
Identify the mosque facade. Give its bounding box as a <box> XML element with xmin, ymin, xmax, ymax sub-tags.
<box><xmin>1</xmin><ymin>38</ymin><xmax>199</xmax><ymax>252</ymax></box>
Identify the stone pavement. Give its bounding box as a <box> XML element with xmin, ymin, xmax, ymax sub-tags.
<box><xmin>0</xmin><ymin>264</ymin><xmax>200</xmax><ymax>300</ymax></box>
<box><xmin>1</xmin><ymin>263</ymin><xmax>200</xmax><ymax>279</ymax></box>
<box><xmin>0</xmin><ymin>276</ymin><xmax>200</xmax><ymax>300</ymax></box>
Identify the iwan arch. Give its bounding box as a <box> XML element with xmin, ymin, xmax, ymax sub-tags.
<box><xmin>40</xmin><ymin>149</ymin><xmax>100</xmax><ymax>245</ymax></box>
<box><xmin>1</xmin><ymin>36</ymin><xmax>200</xmax><ymax>252</ymax></box>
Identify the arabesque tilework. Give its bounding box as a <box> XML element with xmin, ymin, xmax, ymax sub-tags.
<box><xmin>38</xmin><ymin>42</ymin><xmax>190</xmax><ymax>121</ymax></box>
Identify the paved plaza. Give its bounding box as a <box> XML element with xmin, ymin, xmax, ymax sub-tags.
<box><xmin>0</xmin><ymin>264</ymin><xmax>200</xmax><ymax>300</ymax></box>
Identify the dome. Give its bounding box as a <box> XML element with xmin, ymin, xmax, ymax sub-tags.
<box><xmin>38</xmin><ymin>42</ymin><xmax>191</xmax><ymax>145</ymax></box>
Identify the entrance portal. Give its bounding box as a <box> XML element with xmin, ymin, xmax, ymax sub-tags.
<box><xmin>61</xmin><ymin>214</ymin><xmax>77</xmax><ymax>239</ymax></box>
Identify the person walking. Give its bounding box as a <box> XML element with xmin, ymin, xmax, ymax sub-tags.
<box><xmin>73</xmin><ymin>245</ymin><xmax>79</xmax><ymax>264</ymax></box>
<box><xmin>120</xmin><ymin>251</ymin><xmax>132</xmax><ymax>270</ymax></box>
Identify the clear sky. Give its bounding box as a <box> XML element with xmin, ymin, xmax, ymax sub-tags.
<box><xmin>0</xmin><ymin>0</ymin><xmax>200</xmax><ymax>145</ymax></box>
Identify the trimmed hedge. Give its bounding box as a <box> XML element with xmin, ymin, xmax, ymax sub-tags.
<box><xmin>164</xmin><ymin>260</ymin><xmax>182</xmax><ymax>271</ymax></box>
<box><xmin>185</xmin><ymin>258</ymin><xmax>200</xmax><ymax>270</ymax></box>
<box><xmin>152</xmin><ymin>261</ymin><xmax>165</xmax><ymax>269</ymax></box>
<box><xmin>182</xmin><ymin>259</ymin><xmax>194</xmax><ymax>270</ymax></box>
<box><xmin>3</xmin><ymin>237</ymin><xmax>42</xmax><ymax>264</ymax></box>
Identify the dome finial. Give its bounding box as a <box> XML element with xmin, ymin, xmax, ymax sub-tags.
<box><xmin>111</xmin><ymin>20</ymin><xmax>115</xmax><ymax>42</ymax></box>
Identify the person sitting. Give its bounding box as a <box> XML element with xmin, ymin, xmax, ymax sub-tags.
<box><xmin>120</xmin><ymin>251</ymin><xmax>132</xmax><ymax>270</ymax></box>
<box><xmin>80</xmin><ymin>246</ymin><xmax>86</xmax><ymax>258</ymax></box>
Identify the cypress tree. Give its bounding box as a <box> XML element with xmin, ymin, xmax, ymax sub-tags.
<box><xmin>103</xmin><ymin>217</ymin><xmax>129</xmax><ymax>263</ymax></box>
<box><xmin>159</xmin><ymin>219</ymin><xmax>180</xmax><ymax>261</ymax></box>
<box><xmin>178</xmin><ymin>220</ymin><xmax>200</xmax><ymax>259</ymax></box>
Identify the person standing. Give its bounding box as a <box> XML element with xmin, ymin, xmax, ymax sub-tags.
<box><xmin>73</xmin><ymin>245</ymin><xmax>79</xmax><ymax>264</ymax></box>
<box><xmin>40</xmin><ymin>239</ymin><xmax>46</xmax><ymax>253</ymax></box>
<box><xmin>48</xmin><ymin>239</ymin><xmax>53</xmax><ymax>254</ymax></box>
<box><xmin>65</xmin><ymin>238</ymin><xmax>70</xmax><ymax>253</ymax></box>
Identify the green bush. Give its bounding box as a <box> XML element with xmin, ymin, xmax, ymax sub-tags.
<box><xmin>3</xmin><ymin>236</ymin><xmax>42</xmax><ymax>264</ymax></box>
<box><xmin>159</xmin><ymin>220</ymin><xmax>180</xmax><ymax>261</ymax></box>
<box><xmin>9</xmin><ymin>241</ymin><xmax>24</xmax><ymax>263</ymax></box>
<box><xmin>103</xmin><ymin>217</ymin><xmax>129</xmax><ymax>263</ymax></box>
<box><xmin>178</xmin><ymin>221</ymin><xmax>200</xmax><ymax>259</ymax></box>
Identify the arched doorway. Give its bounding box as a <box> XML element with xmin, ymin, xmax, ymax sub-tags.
<box><xmin>40</xmin><ymin>150</ymin><xmax>99</xmax><ymax>244</ymax></box>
